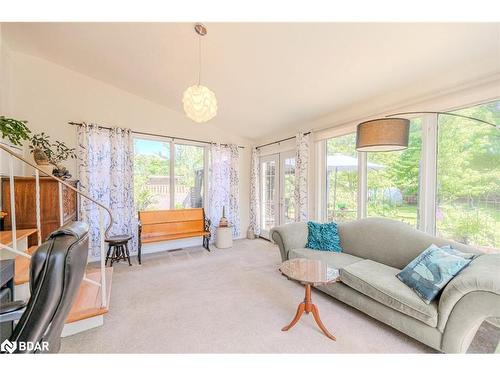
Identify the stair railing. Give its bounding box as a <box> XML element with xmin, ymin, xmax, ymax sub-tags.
<box><xmin>0</xmin><ymin>143</ymin><xmax>113</xmax><ymax>308</ymax></box>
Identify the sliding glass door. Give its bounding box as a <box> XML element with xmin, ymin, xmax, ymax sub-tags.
<box><xmin>260</xmin><ymin>151</ymin><xmax>296</xmax><ymax>239</ymax></box>
<box><xmin>260</xmin><ymin>154</ymin><xmax>279</xmax><ymax>238</ymax></box>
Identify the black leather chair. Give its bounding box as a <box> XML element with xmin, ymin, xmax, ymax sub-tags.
<box><xmin>0</xmin><ymin>221</ymin><xmax>89</xmax><ymax>354</ymax></box>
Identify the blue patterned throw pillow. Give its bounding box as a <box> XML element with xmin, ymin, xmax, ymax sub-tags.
<box><xmin>306</xmin><ymin>221</ymin><xmax>343</xmax><ymax>252</ymax></box>
<box><xmin>397</xmin><ymin>244</ymin><xmax>476</xmax><ymax>304</ymax></box>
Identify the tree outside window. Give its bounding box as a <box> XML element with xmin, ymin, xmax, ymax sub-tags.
<box><xmin>367</xmin><ymin>119</ymin><xmax>422</xmax><ymax>227</ymax></box>
<box><xmin>437</xmin><ymin>100</ymin><xmax>500</xmax><ymax>253</ymax></box>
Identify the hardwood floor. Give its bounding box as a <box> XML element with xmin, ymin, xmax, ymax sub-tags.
<box><xmin>66</xmin><ymin>267</ymin><xmax>113</xmax><ymax>323</ymax></box>
<box><xmin>14</xmin><ymin>245</ymin><xmax>38</xmax><ymax>285</ymax></box>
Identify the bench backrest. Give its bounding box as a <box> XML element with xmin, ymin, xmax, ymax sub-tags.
<box><xmin>138</xmin><ymin>208</ymin><xmax>206</xmax><ymax>238</ymax></box>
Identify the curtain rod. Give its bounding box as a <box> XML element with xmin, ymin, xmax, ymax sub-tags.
<box><xmin>255</xmin><ymin>131</ymin><xmax>311</xmax><ymax>150</ymax></box>
<box><xmin>68</xmin><ymin>122</ymin><xmax>245</xmax><ymax>149</ymax></box>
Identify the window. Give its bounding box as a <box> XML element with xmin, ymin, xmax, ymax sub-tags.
<box><xmin>436</xmin><ymin>101</ymin><xmax>500</xmax><ymax>253</ymax></box>
<box><xmin>174</xmin><ymin>143</ymin><xmax>205</xmax><ymax>209</ymax></box>
<box><xmin>133</xmin><ymin>138</ymin><xmax>170</xmax><ymax>211</ymax></box>
<box><xmin>133</xmin><ymin>138</ymin><xmax>206</xmax><ymax>211</ymax></box>
<box><xmin>367</xmin><ymin>119</ymin><xmax>422</xmax><ymax>227</ymax></box>
<box><xmin>326</xmin><ymin>133</ymin><xmax>358</xmax><ymax>221</ymax></box>
<box><xmin>319</xmin><ymin>99</ymin><xmax>499</xmax><ymax>254</ymax></box>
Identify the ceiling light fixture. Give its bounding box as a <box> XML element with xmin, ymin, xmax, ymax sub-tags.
<box><xmin>182</xmin><ymin>23</ymin><xmax>218</xmax><ymax>123</ymax></box>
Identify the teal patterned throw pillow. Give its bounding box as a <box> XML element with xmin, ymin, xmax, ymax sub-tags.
<box><xmin>306</xmin><ymin>221</ymin><xmax>343</xmax><ymax>252</ymax></box>
<box><xmin>397</xmin><ymin>244</ymin><xmax>476</xmax><ymax>304</ymax></box>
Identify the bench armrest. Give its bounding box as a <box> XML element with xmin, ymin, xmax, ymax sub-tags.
<box><xmin>204</xmin><ymin>217</ymin><xmax>211</xmax><ymax>233</ymax></box>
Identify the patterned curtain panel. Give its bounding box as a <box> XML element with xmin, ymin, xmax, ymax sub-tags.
<box><xmin>77</xmin><ymin>124</ymin><xmax>137</xmax><ymax>258</ymax></box>
<box><xmin>294</xmin><ymin>132</ymin><xmax>310</xmax><ymax>222</ymax></box>
<box><xmin>249</xmin><ymin>147</ymin><xmax>261</xmax><ymax>237</ymax></box>
<box><xmin>208</xmin><ymin>144</ymin><xmax>240</xmax><ymax>239</ymax></box>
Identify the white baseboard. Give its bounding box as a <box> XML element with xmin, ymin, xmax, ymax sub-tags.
<box><xmin>140</xmin><ymin>237</ymin><xmax>204</xmax><ymax>255</ymax></box>
<box><xmin>61</xmin><ymin>315</ymin><xmax>103</xmax><ymax>337</ymax></box>
<box><xmin>139</xmin><ymin>236</ymin><xmax>247</xmax><ymax>256</ymax></box>
<box><xmin>88</xmin><ymin>235</ymin><xmax>247</xmax><ymax>262</ymax></box>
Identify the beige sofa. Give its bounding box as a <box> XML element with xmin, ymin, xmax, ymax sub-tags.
<box><xmin>270</xmin><ymin>218</ymin><xmax>500</xmax><ymax>353</ymax></box>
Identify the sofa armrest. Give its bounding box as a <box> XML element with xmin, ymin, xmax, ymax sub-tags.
<box><xmin>269</xmin><ymin>222</ymin><xmax>308</xmax><ymax>262</ymax></box>
<box><xmin>438</xmin><ymin>254</ymin><xmax>500</xmax><ymax>353</ymax></box>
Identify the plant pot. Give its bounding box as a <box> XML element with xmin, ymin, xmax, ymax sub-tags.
<box><xmin>32</xmin><ymin>147</ymin><xmax>50</xmax><ymax>166</ymax></box>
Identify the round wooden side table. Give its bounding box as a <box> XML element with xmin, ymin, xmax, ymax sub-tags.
<box><xmin>279</xmin><ymin>258</ymin><xmax>340</xmax><ymax>340</ymax></box>
<box><xmin>215</xmin><ymin>226</ymin><xmax>233</xmax><ymax>249</ymax></box>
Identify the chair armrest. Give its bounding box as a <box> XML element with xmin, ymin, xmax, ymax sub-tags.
<box><xmin>0</xmin><ymin>300</ymin><xmax>27</xmax><ymax>323</ymax></box>
<box><xmin>269</xmin><ymin>222</ymin><xmax>308</xmax><ymax>262</ymax></box>
<box><xmin>438</xmin><ymin>254</ymin><xmax>500</xmax><ymax>353</ymax></box>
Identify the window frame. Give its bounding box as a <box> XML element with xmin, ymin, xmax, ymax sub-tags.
<box><xmin>132</xmin><ymin>134</ymin><xmax>208</xmax><ymax>211</ymax></box>
<box><xmin>323</xmin><ymin>132</ymin><xmax>360</xmax><ymax>222</ymax></box>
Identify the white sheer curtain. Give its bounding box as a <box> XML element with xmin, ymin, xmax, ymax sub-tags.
<box><xmin>294</xmin><ymin>132</ymin><xmax>310</xmax><ymax>222</ymax></box>
<box><xmin>249</xmin><ymin>147</ymin><xmax>261</xmax><ymax>237</ymax></box>
<box><xmin>77</xmin><ymin>124</ymin><xmax>136</xmax><ymax>257</ymax></box>
<box><xmin>208</xmin><ymin>144</ymin><xmax>240</xmax><ymax>239</ymax></box>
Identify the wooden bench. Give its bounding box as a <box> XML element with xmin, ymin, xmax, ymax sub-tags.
<box><xmin>138</xmin><ymin>208</ymin><xmax>211</xmax><ymax>264</ymax></box>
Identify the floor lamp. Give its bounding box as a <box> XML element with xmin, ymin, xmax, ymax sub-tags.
<box><xmin>356</xmin><ymin>111</ymin><xmax>499</xmax><ymax>152</ymax></box>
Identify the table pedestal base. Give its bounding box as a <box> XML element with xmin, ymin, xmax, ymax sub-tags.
<box><xmin>282</xmin><ymin>283</ymin><xmax>336</xmax><ymax>341</ymax></box>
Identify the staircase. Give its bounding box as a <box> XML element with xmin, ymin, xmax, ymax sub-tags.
<box><xmin>0</xmin><ymin>142</ymin><xmax>114</xmax><ymax>336</ymax></box>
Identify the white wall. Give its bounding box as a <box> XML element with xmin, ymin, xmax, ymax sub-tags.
<box><xmin>0</xmin><ymin>24</ymin><xmax>13</xmax><ymax>115</ymax></box>
<box><xmin>255</xmin><ymin>74</ymin><xmax>500</xmax><ymax>146</ymax></box>
<box><xmin>0</xmin><ymin>30</ymin><xmax>25</xmax><ymax>178</ymax></box>
<box><xmin>2</xmin><ymin>49</ymin><xmax>251</xmax><ymax>240</ymax></box>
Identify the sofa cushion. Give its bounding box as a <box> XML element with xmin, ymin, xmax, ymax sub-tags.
<box><xmin>289</xmin><ymin>248</ymin><xmax>363</xmax><ymax>270</ymax></box>
<box><xmin>341</xmin><ymin>259</ymin><xmax>438</xmax><ymax>327</ymax></box>
<box><xmin>337</xmin><ymin>218</ymin><xmax>479</xmax><ymax>269</ymax></box>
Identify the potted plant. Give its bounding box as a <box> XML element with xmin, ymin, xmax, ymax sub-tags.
<box><xmin>50</xmin><ymin>140</ymin><xmax>77</xmax><ymax>179</ymax></box>
<box><xmin>29</xmin><ymin>133</ymin><xmax>77</xmax><ymax>179</ymax></box>
<box><xmin>29</xmin><ymin>132</ymin><xmax>52</xmax><ymax>166</ymax></box>
<box><xmin>0</xmin><ymin>116</ymin><xmax>31</xmax><ymax>146</ymax></box>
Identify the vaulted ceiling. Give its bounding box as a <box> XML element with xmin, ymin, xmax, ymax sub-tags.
<box><xmin>3</xmin><ymin>22</ymin><xmax>500</xmax><ymax>140</ymax></box>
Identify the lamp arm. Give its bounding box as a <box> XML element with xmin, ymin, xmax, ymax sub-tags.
<box><xmin>386</xmin><ymin>111</ymin><xmax>499</xmax><ymax>129</ymax></box>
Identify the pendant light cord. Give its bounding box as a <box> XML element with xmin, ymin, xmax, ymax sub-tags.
<box><xmin>198</xmin><ymin>34</ymin><xmax>202</xmax><ymax>86</ymax></box>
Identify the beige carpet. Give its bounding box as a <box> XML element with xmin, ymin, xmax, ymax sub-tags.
<box><xmin>60</xmin><ymin>239</ymin><xmax>496</xmax><ymax>353</ymax></box>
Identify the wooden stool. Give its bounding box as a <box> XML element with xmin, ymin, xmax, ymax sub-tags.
<box><xmin>105</xmin><ymin>235</ymin><xmax>132</xmax><ymax>266</ymax></box>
